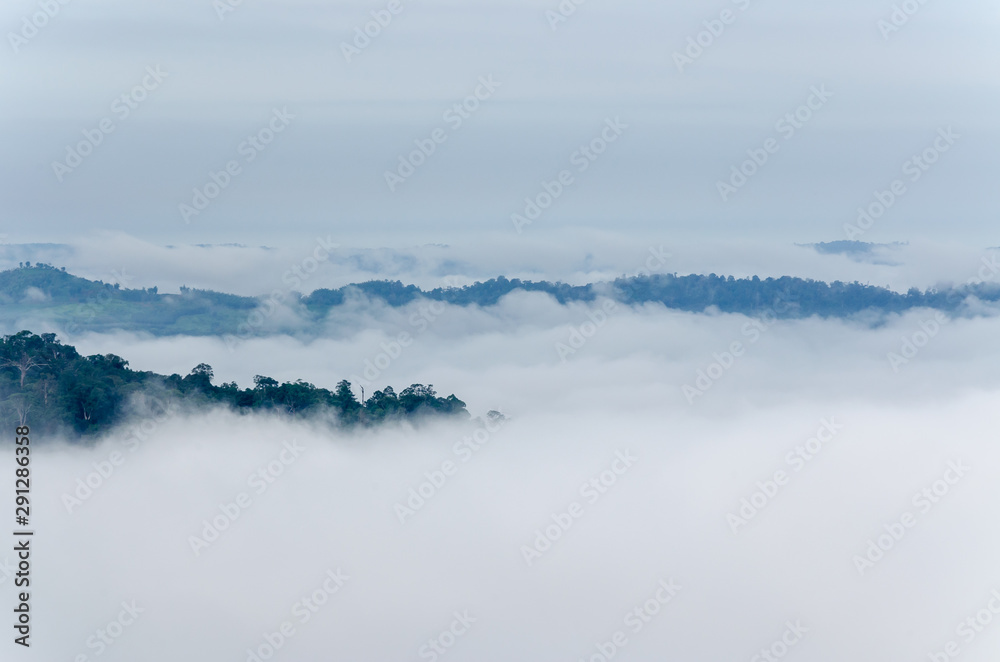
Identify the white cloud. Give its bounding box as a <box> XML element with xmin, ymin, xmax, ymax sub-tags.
<box><xmin>24</xmin><ymin>298</ymin><xmax>1000</xmax><ymax>659</ymax></box>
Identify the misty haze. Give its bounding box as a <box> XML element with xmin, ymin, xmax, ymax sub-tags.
<box><xmin>2</xmin><ymin>1</ymin><xmax>1000</xmax><ymax>661</ymax></box>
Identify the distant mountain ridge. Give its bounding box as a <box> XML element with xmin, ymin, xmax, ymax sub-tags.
<box><xmin>1</xmin><ymin>263</ymin><xmax>998</xmax><ymax>338</ymax></box>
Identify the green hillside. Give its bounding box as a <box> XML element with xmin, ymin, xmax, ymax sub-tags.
<box><xmin>0</xmin><ymin>330</ymin><xmax>469</xmax><ymax>438</ymax></box>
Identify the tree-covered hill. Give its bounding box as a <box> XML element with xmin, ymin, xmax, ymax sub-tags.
<box><xmin>292</xmin><ymin>272</ymin><xmax>1000</xmax><ymax>319</ymax></box>
<box><xmin>2</xmin><ymin>263</ymin><xmax>999</xmax><ymax>339</ymax></box>
<box><xmin>0</xmin><ymin>331</ymin><xmax>469</xmax><ymax>439</ymax></box>
<box><xmin>0</xmin><ymin>262</ymin><xmax>257</xmax><ymax>335</ymax></box>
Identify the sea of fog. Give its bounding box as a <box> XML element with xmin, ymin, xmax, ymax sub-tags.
<box><xmin>6</xmin><ymin>296</ymin><xmax>1000</xmax><ymax>661</ymax></box>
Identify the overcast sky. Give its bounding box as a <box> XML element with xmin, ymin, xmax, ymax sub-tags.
<box><xmin>5</xmin><ymin>5</ymin><xmax>1000</xmax><ymax>658</ymax></box>
<box><xmin>2</xmin><ymin>0</ymin><xmax>999</xmax><ymax>253</ymax></box>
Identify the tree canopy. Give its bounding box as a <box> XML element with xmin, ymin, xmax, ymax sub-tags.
<box><xmin>3</xmin><ymin>263</ymin><xmax>998</xmax><ymax>340</ymax></box>
<box><xmin>0</xmin><ymin>331</ymin><xmax>469</xmax><ymax>438</ymax></box>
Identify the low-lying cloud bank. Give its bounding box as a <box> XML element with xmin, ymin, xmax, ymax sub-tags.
<box><xmin>13</xmin><ymin>387</ymin><xmax>1000</xmax><ymax>660</ymax></box>
<box><xmin>58</xmin><ymin>291</ymin><xmax>1000</xmax><ymax>411</ymax></box>
<box><xmin>3</xmin><ymin>299</ymin><xmax>999</xmax><ymax>659</ymax></box>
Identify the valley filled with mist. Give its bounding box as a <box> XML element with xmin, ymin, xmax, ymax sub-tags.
<box><xmin>4</xmin><ymin>0</ymin><xmax>998</xmax><ymax>657</ymax></box>
<box><xmin>7</xmin><ymin>255</ymin><xmax>1000</xmax><ymax>660</ymax></box>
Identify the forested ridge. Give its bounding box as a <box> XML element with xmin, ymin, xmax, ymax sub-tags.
<box><xmin>2</xmin><ymin>263</ymin><xmax>998</xmax><ymax>339</ymax></box>
<box><xmin>0</xmin><ymin>330</ymin><xmax>468</xmax><ymax>438</ymax></box>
